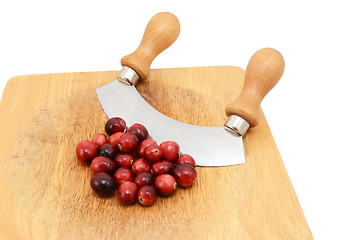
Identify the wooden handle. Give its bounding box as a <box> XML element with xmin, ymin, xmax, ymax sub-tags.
<box><xmin>225</xmin><ymin>48</ymin><xmax>285</xmax><ymax>127</ymax></box>
<box><xmin>121</xmin><ymin>12</ymin><xmax>180</xmax><ymax>80</ymax></box>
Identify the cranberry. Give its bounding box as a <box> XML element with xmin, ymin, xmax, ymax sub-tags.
<box><xmin>105</xmin><ymin>117</ymin><xmax>126</xmax><ymax>135</ymax></box>
<box><xmin>90</xmin><ymin>172</ymin><xmax>116</xmax><ymax>196</ymax></box>
<box><xmin>137</xmin><ymin>139</ymin><xmax>157</xmax><ymax>157</ymax></box>
<box><xmin>118</xmin><ymin>181</ymin><xmax>138</xmax><ymax>205</ymax></box>
<box><xmin>128</xmin><ymin>123</ymin><xmax>149</xmax><ymax>142</ymax></box>
<box><xmin>138</xmin><ymin>186</ymin><xmax>157</xmax><ymax>206</ymax></box>
<box><xmin>133</xmin><ymin>172</ymin><xmax>154</xmax><ymax>188</ymax></box>
<box><xmin>151</xmin><ymin>160</ymin><xmax>175</xmax><ymax>176</ymax></box>
<box><xmin>159</xmin><ymin>141</ymin><xmax>180</xmax><ymax>162</ymax></box>
<box><xmin>154</xmin><ymin>174</ymin><xmax>177</xmax><ymax>196</ymax></box>
<box><xmin>113</xmin><ymin>168</ymin><xmax>134</xmax><ymax>186</ymax></box>
<box><xmin>114</xmin><ymin>154</ymin><xmax>133</xmax><ymax>168</ymax></box>
<box><xmin>76</xmin><ymin>140</ymin><xmax>98</xmax><ymax>164</ymax></box>
<box><xmin>108</xmin><ymin>132</ymin><xmax>124</xmax><ymax>147</ymax></box>
<box><xmin>91</xmin><ymin>133</ymin><xmax>107</xmax><ymax>148</ymax></box>
<box><xmin>144</xmin><ymin>144</ymin><xmax>162</xmax><ymax>162</ymax></box>
<box><xmin>90</xmin><ymin>156</ymin><xmax>117</xmax><ymax>175</ymax></box>
<box><xmin>98</xmin><ymin>143</ymin><xmax>118</xmax><ymax>159</ymax></box>
<box><xmin>132</xmin><ymin>158</ymin><xmax>151</xmax><ymax>175</ymax></box>
<box><xmin>173</xmin><ymin>164</ymin><xmax>197</xmax><ymax>187</ymax></box>
<box><xmin>118</xmin><ymin>132</ymin><xmax>139</xmax><ymax>153</ymax></box>
<box><xmin>177</xmin><ymin>154</ymin><xmax>196</xmax><ymax>168</ymax></box>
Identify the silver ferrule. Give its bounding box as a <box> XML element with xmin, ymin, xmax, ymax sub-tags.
<box><xmin>224</xmin><ymin>115</ymin><xmax>250</xmax><ymax>136</ymax></box>
<box><xmin>117</xmin><ymin>66</ymin><xmax>140</xmax><ymax>86</ymax></box>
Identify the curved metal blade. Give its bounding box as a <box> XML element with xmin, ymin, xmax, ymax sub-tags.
<box><xmin>96</xmin><ymin>80</ymin><xmax>245</xmax><ymax>166</ymax></box>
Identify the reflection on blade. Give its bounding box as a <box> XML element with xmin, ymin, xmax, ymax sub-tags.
<box><xmin>96</xmin><ymin>80</ymin><xmax>245</xmax><ymax>166</ymax></box>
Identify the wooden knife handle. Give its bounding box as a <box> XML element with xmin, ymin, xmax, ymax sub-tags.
<box><xmin>225</xmin><ymin>48</ymin><xmax>285</xmax><ymax>127</ymax></box>
<box><xmin>121</xmin><ymin>12</ymin><xmax>180</xmax><ymax>80</ymax></box>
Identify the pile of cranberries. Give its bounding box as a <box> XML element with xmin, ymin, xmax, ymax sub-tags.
<box><xmin>75</xmin><ymin>117</ymin><xmax>197</xmax><ymax>206</ymax></box>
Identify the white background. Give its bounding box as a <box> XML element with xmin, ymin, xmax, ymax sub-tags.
<box><xmin>1</xmin><ymin>0</ymin><xmax>359</xmax><ymax>239</ymax></box>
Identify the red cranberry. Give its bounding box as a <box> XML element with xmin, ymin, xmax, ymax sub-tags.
<box><xmin>118</xmin><ymin>181</ymin><xmax>138</xmax><ymax>205</ymax></box>
<box><xmin>159</xmin><ymin>141</ymin><xmax>180</xmax><ymax>162</ymax></box>
<box><xmin>154</xmin><ymin>174</ymin><xmax>177</xmax><ymax>196</ymax></box>
<box><xmin>173</xmin><ymin>164</ymin><xmax>197</xmax><ymax>187</ymax></box>
<box><xmin>98</xmin><ymin>143</ymin><xmax>118</xmax><ymax>159</ymax></box>
<box><xmin>137</xmin><ymin>139</ymin><xmax>157</xmax><ymax>157</ymax></box>
<box><xmin>138</xmin><ymin>186</ymin><xmax>156</xmax><ymax>206</ymax></box>
<box><xmin>76</xmin><ymin>140</ymin><xmax>98</xmax><ymax>164</ymax></box>
<box><xmin>90</xmin><ymin>172</ymin><xmax>116</xmax><ymax>196</ymax></box>
<box><xmin>91</xmin><ymin>133</ymin><xmax>107</xmax><ymax>148</ymax></box>
<box><xmin>132</xmin><ymin>158</ymin><xmax>151</xmax><ymax>175</ymax></box>
<box><xmin>151</xmin><ymin>160</ymin><xmax>175</xmax><ymax>176</ymax></box>
<box><xmin>133</xmin><ymin>172</ymin><xmax>154</xmax><ymax>188</ymax></box>
<box><xmin>144</xmin><ymin>144</ymin><xmax>162</xmax><ymax>162</ymax></box>
<box><xmin>113</xmin><ymin>168</ymin><xmax>134</xmax><ymax>186</ymax></box>
<box><xmin>118</xmin><ymin>132</ymin><xmax>139</xmax><ymax>153</ymax></box>
<box><xmin>105</xmin><ymin>117</ymin><xmax>126</xmax><ymax>135</ymax></box>
<box><xmin>128</xmin><ymin>123</ymin><xmax>149</xmax><ymax>142</ymax></box>
<box><xmin>177</xmin><ymin>154</ymin><xmax>196</xmax><ymax>168</ymax></box>
<box><xmin>90</xmin><ymin>156</ymin><xmax>117</xmax><ymax>175</ymax></box>
<box><xmin>114</xmin><ymin>154</ymin><xmax>133</xmax><ymax>168</ymax></box>
<box><xmin>108</xmin><ymin>132</ymin><xmax>124</xmax><ymax>147</ymax></box>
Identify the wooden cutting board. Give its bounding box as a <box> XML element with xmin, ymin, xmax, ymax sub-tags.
<box><xmin>0</xmin><ymin>66</ymin><xmax>313</xmax><ymax>239</ymax></box>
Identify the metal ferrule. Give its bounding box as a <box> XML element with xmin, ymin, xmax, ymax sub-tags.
<box><xmin>117</xmin><ymin>66</ymin><xmax>140</xmax><ymax>86</ymax></box>
<box><xmin>224</xmin><ymin>115</ymin><xmax>250</xmax><ymax>136</ymax></box>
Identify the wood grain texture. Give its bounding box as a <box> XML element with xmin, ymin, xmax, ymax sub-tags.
<box><xmin>0</xmin><ymin>67</ymin><xmax>313</xmax><ymax>239</ymax></box>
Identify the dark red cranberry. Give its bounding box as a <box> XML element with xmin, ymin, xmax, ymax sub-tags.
<box><xmin>132</xmin><ymin>158</ymin><xmax>151</xmax><ymax>175</ymax></box>
<box><xmin>118</xmin><ymin>132</ymin><xmax>139</xmax><ymax>153</ymax></box>
<box><xmin>91</xmin><ymin>133</ymin><xmax>107</xmax><ymax>148</ymax></box>
<box><xmin>90</xmin><ymin>156</ymin><xmax>117</xmax><ymax>175</ymax></box>
<box><xmin>98</xmin><ymin>143</ymin><xmax>118</xmax><ymax>159</ymax></box>
<box><xmin>144</xmin><ymin>144</ymin><xmax>162</xmax><ymax>162</ymax></box>
<box><xmin>159</xmin><ymin>141</ymin><xmax>180</xmax><ymax>162</ymax></box>
<box><xmin>76</xmin><ymin>140</ymin><xmax>98</xmax><ymax>164</ymax></box>
<box><xmin>137</xmin><ymin>139</ymin><xmax>157</xmax><ymax>157</ymax></box>
<box><xmin>173</xmin><ymin>164</ymin><xmax>197</xmax><ymax>187</ymax></box>
<box><xmin>177</xmin><ymin>154</ymin><xmax>196</xmax><ymax>168</ymax></box>
<box><xmin>128</xmin><ymin>123</ymin><xmax>149</xmax><ymax>142</ymax></box>
<box><xmin>114</xmin><ymin>154</ymin><xmax>134</xmax><ymax>168</ymax></box>
<box><xmin>90</xmin><ymin>172</ymin><xmax>116</xmax><ymax>196</ymax></box>
<box><xmin>108</xmin><ymin>132</ymin><xmax>124</xmax><ymax>147</ymax></box>
<box><xmin>151</xmin><ymin>160</ymin><xmax>175</xmax><ymax>176</ymax></box>
<box><xmin>105</xmin><ymin>117</ymin><xmax>126</xmax><ymax>135</ymax></box>
<box><xmin>133</xmin><ymin>172</ymin><xmax>154</xmax><ymax>188</ymax></box>
<box><xmin>113</xmin><ymin>168</ymin><xmax>134</xmax><ymax>186</ymax></box>
<box><xmin>154</xmin><ymin>174</ymin><xmax>177</xmax><ymax>196</ymax></box>
<box><xmin>138</xmin><ymin>186</ymin><xmax>156</xmax><ymax>206</ymax></box>
<box><xmin>118</xmin><ymin>181</ymin><xmax>138</xmax><ymax>205</ymax></box>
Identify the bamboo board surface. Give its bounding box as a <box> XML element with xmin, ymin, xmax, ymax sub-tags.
<box><xmin>0</xmin><ymin>66</ymin><xmax>313</xmax><ymax>239</ymax></box>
